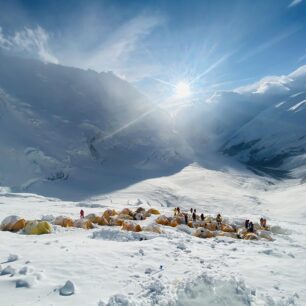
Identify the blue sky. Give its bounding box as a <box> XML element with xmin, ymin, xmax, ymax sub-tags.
<box><xmin>0</xmin><ymin>0</ymin><xmax>306</xmax><ymax>100</ymax></box>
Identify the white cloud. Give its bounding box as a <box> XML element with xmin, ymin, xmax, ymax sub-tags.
<box><xmin>234</xmin><ymin>65</ymin><xmax>306</xmax><ymax>96</ymax></box>
<box><xmin>288</xmin><ymin>0</ymin><xmax>303</xmax><ymax>8</ymax></box>
<box><xmin>0</xmin><ymin>27</ymin><xmax>13</xmax><ymax>49</ymax></box>
<box><xmin>1</xmin><ymin>14</ymin><xmax>162</xmax><ymax>81</ymax></box>
<box><xmin>0</xmin><ymin>26</ymin><xmax>58</xmax><ymax>64</ymax></box>
<box><xmin>235</xmin><ymin>74</ymin><xmax>291</xmax><ymax>94</ymax></box>
<box><xmin>79</xmin><ymin>14</ymin><xmax>164</xmax><ymax>77</ymax></box>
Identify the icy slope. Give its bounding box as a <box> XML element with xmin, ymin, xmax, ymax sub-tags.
<box><xmin>222</xmin><ymin>67</ymin><xmax>306</xmax><ymax>179</ymax></box>
<box><xmin>176</xmin><ymin>66</ymin><xmax>306</xmax><ymax>179</ymax></box>
<box><xmin>0</xmin><ymin>53</ymin><xmax>190</xmax><ymax>198</ymax></box>
<box><xmin>222</xmin><ymin>92</ymin><xmax>306</xmax><ymax>179</ymax></box>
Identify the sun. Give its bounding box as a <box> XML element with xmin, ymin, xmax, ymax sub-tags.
<box><xmin>174</xmin><ymin>81</ymin><xmax>191</xmax><ymax>98</ymax></box>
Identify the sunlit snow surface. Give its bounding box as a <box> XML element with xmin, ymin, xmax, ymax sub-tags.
<box><xmin>0</xmin><ymin>163</ymin><xmax>305</xmax><ymax>306</ymax></box>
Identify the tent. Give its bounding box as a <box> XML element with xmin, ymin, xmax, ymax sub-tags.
<box><xmin>73</xmin><ymin>219</ymin><xmax>93</xmax><ymax>229</ymax></box>
<box><xmin>54</xmin><ymin>216</ymin><xmax>74</xmax><ymax>227</ymax></box>
<box><xmin>1</xmin><ymin>215</ymin><xmax>26</xmax><ymax>232</ymax></box>
<box><xmin>193</xmin><ymin>227</ymin><xmax>215</xmax><ymax>238</ymax></box>
<box><xmin>24</xmin><ymin>221</ymin><xmax>52</xmax><ymax>235</ymax></box>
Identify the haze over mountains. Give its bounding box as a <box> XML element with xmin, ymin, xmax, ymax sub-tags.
<box><xmin>0</xmin><ymin>53</ymin><xmax>191</xmax><ymax>198</ymax></box>
<box><xmin>175</xmin><ymin>65</ymin><xmax>306</xmax><ymax>180</ymax></box>
<box><xmin>0</xmin><ymin>52</ymin><xmax>306</xmax><ymax>199</ymax></box>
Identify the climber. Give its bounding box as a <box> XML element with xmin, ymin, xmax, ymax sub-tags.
<box><xmin>245</xmin><ymin>219</ymin><xmax>250</xmax><ymax>229</ymax></box>
<box><xmin>192</xmin><ymin>211</ymin><xmax>197</xmax><ymax>222</ymax></box>
<box><xmin>174</xmin><ymin>207</ymin><xmax>177</xmax><ymax>216</ymax></box>
<box><xmin>216</xmin><ymin>213</ymin><xmax>222</xmax><ymax>230</ymax></box>
<box><xmin>216</xmin><ymin>213</ymin><xmax>222</xmax><ymax>224</ymax></box>
<box><xmin>184</xmin><ymin>213</ymin><xmax>188</xmax><ymax>225</ymax></box>
<box><xmin>247</xmin><ymin>221</ymin><xmax>254</xmax><ymax>233</ymax></box>
<box><xmin>200</xmin><ymin>213</ymin><xmax>205</xmax><ymax>221</ymax></box>
<box><xmin>190</xmin><ymin>208</ymin><xmax>193</xmax><ymax>214</ymax></box>
<box><xmin>260</xmin><ymin>218</ymin><xmax>267</xmax><ymax>228</ymax></box>
<box><xmin>80</xmin><ymin>209</ymin><xmax>85</xmax><ymax>219</ymax></box>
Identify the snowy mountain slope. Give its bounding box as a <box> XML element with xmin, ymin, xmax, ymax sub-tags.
<box><xmin>0</xmin><ymin>53</ymin><xmax>191</xmax><ymax>199</ymax></box>
<box><xmin>175</xmin><ymin>66</ymin><xmax>306</xmax><ymax>180</ymax></box>
<box><xmin>1</xmin><ymin>53</ymin><xmax>306</xmax><ymax>306</ymax></box>
<box><xmin>221</xmin><ymin>67</ymin><xmax>306</xmax><ymax>180</ymax></box>
<box><xmin>0</xmin><ymin>163</ymin><xmax>305</xmax><ymax>305</ymax></box>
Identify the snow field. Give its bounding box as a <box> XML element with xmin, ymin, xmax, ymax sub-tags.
<box><xmin>1</xmin><ymin>164</ymin><xmax>306</xmax><ymax>305</ymax></box>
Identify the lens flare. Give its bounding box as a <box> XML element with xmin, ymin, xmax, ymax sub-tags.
<box><xmin>174</xmin><ymin>81</ymin><xmax>191</xmax><ymax>98</ymax></box>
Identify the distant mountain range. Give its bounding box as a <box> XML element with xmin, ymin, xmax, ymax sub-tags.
<box><xmin>0</xmin><ymin>52</ymin><xmax>305</xmax><ymax>198</ymax></box>
<box><xmin>176</xmin><ymin>65</ymin><xmax>306</xmax><ymax>180</ymax></box>
<box><xmin>0</xmin><ymin>53</ymin><xmax>190</xmax><ymax>198</ymax></box>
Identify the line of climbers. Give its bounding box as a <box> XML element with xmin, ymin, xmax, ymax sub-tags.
<box><xmin>174</xmin><ymin>207</ymin><xmax>224</xmax><ymax>229</ymax></box>
<box><xmin>245</xmin><ymin>218</ymin><xmax>268</xmax><ymax>233</ymax></box>
<box><xmin>164</xmin><ymin>206</ymin><xmax>272</xmax><ymax>240</ymax></box>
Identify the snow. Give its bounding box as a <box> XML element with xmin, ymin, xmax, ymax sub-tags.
<box><xmin>1</xmin><ymin>265</ymin><xmax>16</xmax><ymax>276</ymax></box>
<box><xmin>59</xmin><ymin>280</ymin><xmax>75</xmax><ymax>296</ymax></box>
<box><xmin>1</xmin><ymin>215</ymin><xmax>20</xmax><ymax>229</ymax></box>
<box><xmin>7</xmin><ymin>254</ymin><xmax>19</xmax><ymax>263</ymax></box>
<box><xmin>16</xmin><ymin>279</ymin><xmax>32</xmax><ymax>288</ymax></box>
<box><xmin>0</xmin><ymin>162</ymin><xmax>305</xmax><ymax>305</ymax></box>
<box><xmin>0</xmin><ymin>53</ymin><xmax>306</xmax><ymax>305</ymax></box>
<box><xmin>175</xmin><ymin>65</ymin><xmax>306</xmax><ymax>179</ymax></box>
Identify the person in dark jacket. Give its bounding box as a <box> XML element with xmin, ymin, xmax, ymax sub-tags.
<box><xmin>184</xmin><ymin>213</ymin><xmax>188</xmax><ymax>225</ymax></box>
<box><xmin>245</xmin><ymin>219</ymin><xmax>250</xmax><ymax>229</ymax></box>
<box><xmin>248</xmin><ymin>222</ymin><xmax>254</xmax><ymax>233</ymax></box>
<box><xmin>216</xmin><ymin>213</ymin><xmax>222</xmax><ymax>224</ymax></box>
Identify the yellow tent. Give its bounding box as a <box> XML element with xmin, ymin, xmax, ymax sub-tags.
<box><xmin>73</xmin><ymin>219</ymin><xmax>93</xmax><ymax>229</ymax></box>
<box><xmin>156</xmin><ymin>215</ymin><xmax>169</xmax><ymax>226</ymax></box>
<box><xmin>54</xmin><ymin>216</ymin><xmax>74</xmax><ymax>227</ymax></box>
<box><xmin>193</xmin><ymin>227</ymin><xmax>215</xmax><ymax>238</ymax></box>
<box><xmin>147</xmin><ymin>208</ymin><xmax>160</xmax><ymax>215</ymax></box>
<box><xmin>24</xmin><ymin>221</ymin><xmax>52</xmax><ymax>235</ymax></box>
<box><xmin>1</xmin><ymin>215</ymin><xmax>26</xmax><ymax>232</ymax></box>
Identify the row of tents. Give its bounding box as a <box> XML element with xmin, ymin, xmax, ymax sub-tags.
<box><xmin>155</xmin><ymin>213</ymin><xmax>273</xmax><ymax>241</ymax></box>
<box><xmin>1</xmin><ymin>216</ymin><xmax>52</xmax><ymax>235</ymax></box>
<box><xmin>0</xmin><ymin>207</ymin><xmax>273</xmax><ymax>241</ymax></box>
<box><xmin>0</xmin><ymin>207</ymin><xmax>162</xmax><ymax>235</ymax></box>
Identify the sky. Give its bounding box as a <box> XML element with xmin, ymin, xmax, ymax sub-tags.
<box><xmin>0</xmin><ymin>0</ymin><xmax>306</xmax><ymax>101</ymax></box>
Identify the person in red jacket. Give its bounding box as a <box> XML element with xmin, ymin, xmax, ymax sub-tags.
<box><xmin>80</xmin><ymin>209</ymin><xmax>84</xmax><ymax>219</ymax></box>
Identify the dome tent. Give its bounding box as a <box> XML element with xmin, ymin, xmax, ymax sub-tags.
<box><xmin>1</xmin><ymin>215</ymin><xmax>26</xmax><ymax>232</ymax></box>
<box><xmin>24</xmin><ymin>221</ymin><xmax>52</xmax><ymax>235</ymax></box>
